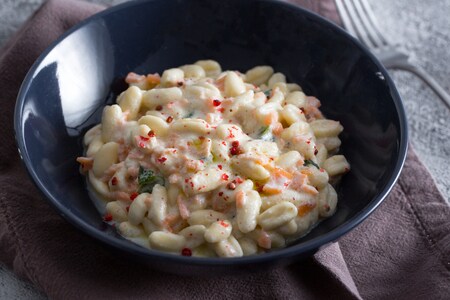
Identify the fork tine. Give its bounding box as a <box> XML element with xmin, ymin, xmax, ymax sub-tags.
<box><xmin>350</xmin><ymin>0</ymin><xmax>386</xmax><ymax>48</ymax></box>
<box><xmin>341</xmin><ymin>0</ymin><xmax>375</xmax><ymax>48</ymax></box>
<box><xmin>359</xmin><ymin>0</ymin><xmax>389</xmax><ymax>45</ymax></box>
<box><xmin>335</xmin><ymin>0</ymin><xmax>358</xmax><ymax>38</ymax></box>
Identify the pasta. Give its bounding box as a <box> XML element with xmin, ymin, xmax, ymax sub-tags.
<box><xmin>77</xmin><ymin>61</ymin><xmax>350</xmax><ymax>258</ymax></box>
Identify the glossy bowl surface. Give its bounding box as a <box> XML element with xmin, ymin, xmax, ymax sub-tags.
<box><xmin>15</xmin><ymin>0</ymin><xmax>407</xmax><ymax>274</ymax></box>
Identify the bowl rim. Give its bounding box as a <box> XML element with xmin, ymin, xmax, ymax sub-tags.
<box><xmin>14</xmin><ymin>0</ymin><xmax>408</xmax><ymax>265</ymax></box>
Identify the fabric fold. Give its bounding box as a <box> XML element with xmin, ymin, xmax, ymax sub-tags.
<box><xmin>339</xmin><ymin>149</ymin><xmax>450</xmax><ymax>299</ymax></box>
<box><xmin>313</xmin><ymin>243</ymin><xmax>362</xmax><ymax>299</ymax></box>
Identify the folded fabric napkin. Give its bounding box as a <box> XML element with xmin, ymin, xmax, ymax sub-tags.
<box><xmin>0</xmin><ymin>0</ymin><xmax>449</xmax><ymax>299</ymax></box>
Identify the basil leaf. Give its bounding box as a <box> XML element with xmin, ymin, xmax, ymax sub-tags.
<box><xmin>258</xmin><ymin>126</ymin><xmax>272</xmax><ymax>141</ymax></box>
<box><xmin>304</xmin><ymin>159</ymin><xmax>320</xmax><ymax>169</ymax></box>
<box><xmin>263</xmin><ymin>89</ymin><xmax>272</xmax><ymax>97</ymax></box>
<box><xmin>138</xmin><ymin>166</ymin><xmax>165</xmax><ymax>193</ymax></box>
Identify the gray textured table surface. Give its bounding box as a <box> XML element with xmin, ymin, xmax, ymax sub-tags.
<box><xmin>1</xmin><ymin>0</ymin><xmax>449</xmax><ymax>298</ymax></box>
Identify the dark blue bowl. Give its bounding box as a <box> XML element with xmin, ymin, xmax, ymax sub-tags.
<box><xmin>14</xmin><ymin>0</ymin><xmax>408</xmax><ymax>274</ymax></box>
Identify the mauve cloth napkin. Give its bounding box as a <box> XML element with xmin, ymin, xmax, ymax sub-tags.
<box><xmin>0</xmin><ymin>0</ymin><xmax>449</xmax><ymax>299</ymax></box>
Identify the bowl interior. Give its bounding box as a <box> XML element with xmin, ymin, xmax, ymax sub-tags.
<box><xmin>15</xmin><ymin>0</ymin><xmax>407</xmax><ymax>266</ymax></box>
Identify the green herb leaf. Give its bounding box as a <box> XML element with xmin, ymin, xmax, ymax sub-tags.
<box><xmin>258</xmin><ymin>125</ymin><xmax>270</xmax><ymax>136</ymax></box>
<box><xmin>263</xmin><ymin>89</ymin><xmax>272</xmax><ymax>97</ymax></box>
<box><xmin>258</xmin><ymin>126</ymin><xmax>272</xmax><ymax>141</ymax></box>
<box><xmin>304</xmin><ymin>159</ymin><xmax>320</xmax><ymax>169</ymax></box>
<box><xmin>138</xmin><ymin>166</ymin><xmax>165</xmax><ymax>193</ymax></box>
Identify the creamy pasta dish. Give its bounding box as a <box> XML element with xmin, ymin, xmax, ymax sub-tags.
<box><xmin>77</xmin><ymin>60</ymin><xmax>350</xmax><ymax>257</ymax></box>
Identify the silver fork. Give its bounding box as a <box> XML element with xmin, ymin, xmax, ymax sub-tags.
<box><xmin>336</xmin><ymin>0</ymin><xmax>450</xmax><ymax>110</ymax></box>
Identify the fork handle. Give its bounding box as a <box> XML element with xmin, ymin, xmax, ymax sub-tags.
<box><xmin>389</xmin><ymin>62</ymin><xmax>450</xmax><ymax>110</ymax></box>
